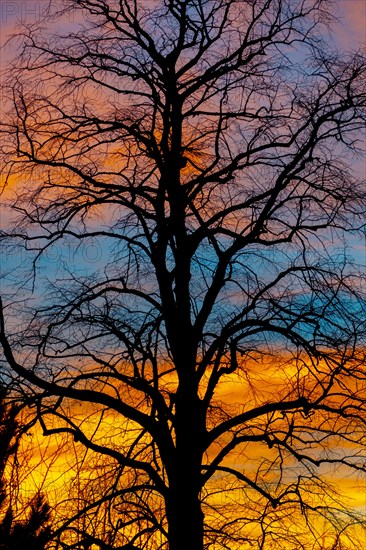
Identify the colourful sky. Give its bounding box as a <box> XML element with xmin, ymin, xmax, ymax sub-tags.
<box><xmin>0</xmin><ymin>0</ymin><xmax>365</xmax><ymax>54</ymax></box>
<box><xmin>0</xmin><ymin>1</ymin><xmax>365</xmax><ymax>547</ymax></box>
<box><xmin>336</xmin><ymin>0</ymin><xmax>366</xmax><ymax>47</ymax></box>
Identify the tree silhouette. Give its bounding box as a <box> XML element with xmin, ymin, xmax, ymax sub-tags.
<box><xmin>0</xmin><ymin>1</ymin><xmax>365</xmax><ymax>549</ymax></box>
<box><xmin>0</xmin><ymin>386</ymin><xmax>51</xmax><ymax>550</ymax></box>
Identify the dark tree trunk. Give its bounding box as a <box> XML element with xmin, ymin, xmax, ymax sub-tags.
<box><xmin>166</xmin><ymin>468</ymin><xmax>204</xmax><ymax>550</ymax></box>
<box><xmin>166</xmin><ymin>384</ymin><xmax>205</xmax><ymax>550</ymax></box>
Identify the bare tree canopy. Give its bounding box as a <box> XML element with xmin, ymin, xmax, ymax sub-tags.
<box><xmin>0</xmin><ymin>1</ymin><xmax>366</xmax><ymax>549</ymax></box>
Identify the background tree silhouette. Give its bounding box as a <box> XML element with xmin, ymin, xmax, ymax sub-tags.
<box><xmin>0</xmin><ymin>1</ymin><xmax>365</xmax><ymax>549</ymax></box>
<box><xmin>0</xmin><ymin>386</ymin><xmax>51</xmax><ymax>550</ymax></box>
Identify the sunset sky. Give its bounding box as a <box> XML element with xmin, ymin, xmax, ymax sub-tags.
<box><xmin>0</xmin><ymin>0</ymin><xmax>366</xmax><ymax>548</ymax></box>
<box><xmin>0</xmin><ymin>0</ymin><xmax>365</xmax><ymax>51</ymax></box>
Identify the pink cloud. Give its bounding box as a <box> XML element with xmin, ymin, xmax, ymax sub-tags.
<box><xmin>334</xmin><ymin>0</ymin><xmax>366</xmax><ymax>49</ymax></box>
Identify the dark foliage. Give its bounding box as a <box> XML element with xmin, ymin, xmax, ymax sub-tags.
<box><xmin>0</xmin><ymin>389</ymin><xmax>51</xmax><ymax>550</ymax></box>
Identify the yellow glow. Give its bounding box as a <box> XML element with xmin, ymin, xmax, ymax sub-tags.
<box><xmin>12</xmin><ymin>351</ymin><xmax>365</xmax><ymax>549</ymax></box>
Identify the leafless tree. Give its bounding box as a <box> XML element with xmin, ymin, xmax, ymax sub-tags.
<box><xmin>0</xmin><ymin>1</ymin><xmax>366</xmax><ymax>549</ymax></box>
